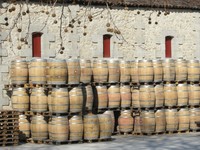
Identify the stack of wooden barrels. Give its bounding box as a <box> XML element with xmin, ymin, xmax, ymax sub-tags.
<box><xmin>9</xmin><ymin>58</ymin><xmax>113</xmax><ymax>143</ymax></box>
<box><xmin>118</xmin><ymin>59</ymin><xmax>200</xmax><ymax>135</ymax></box>
<box><xmin>7</xmin><ymin>58</ymin><xmax>200</xmax><ymax>145</ymax></box>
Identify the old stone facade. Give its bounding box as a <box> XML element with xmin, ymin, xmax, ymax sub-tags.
<box><xmin>0</xmin><ymin>1</ymin><xmax>200</xmax><ymax>109</ymax></box>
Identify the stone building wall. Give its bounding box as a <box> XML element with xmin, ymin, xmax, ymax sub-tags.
<box><xmin>0</xmin><ymin>1</ymin><xmax>200</xmax><ymax>109</ymax></box>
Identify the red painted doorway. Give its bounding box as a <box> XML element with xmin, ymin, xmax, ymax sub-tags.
<box><xmin>165</xmin><ymin>36</ymin><xmax>173</xmax><ymax>58</ymax></box>
<box><xmin>32</xmin><ymin>32</ymin><xmax>42</xmax><ymax>57</ymax></box>
<box><xmin>103</xmin><ymin>34</ymin><xmax>112</xmax><ymax>58</ymax></box>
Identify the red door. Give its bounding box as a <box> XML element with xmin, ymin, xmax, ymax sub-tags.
<box><xmin>32</xmin><ymin>32</ymin><xmax>42</xmax><ymax>57</ymax></box>
<box><xmin>165</xmin><ymin>36</ymin><xmax>172</xmax><ymax>58</ymax></box>
<box><xmin>103</xmin><ymin>35</ymin><xmax>111</xmax><ymax>58</ymax></box>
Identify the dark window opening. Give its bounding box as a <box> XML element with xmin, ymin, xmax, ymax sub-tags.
<box><xmin>32</xmin><ymin>32</ymin><xmax>42</xmax><ymax>57</ymax></box>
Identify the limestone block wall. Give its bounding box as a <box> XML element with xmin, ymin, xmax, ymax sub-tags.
<box><xmin>0</xmin><ymin>1</ymin><xmax>200</xmax><ymax>109</ymax></box>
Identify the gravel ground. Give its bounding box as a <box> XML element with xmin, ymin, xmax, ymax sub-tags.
<box><xmin>2</xmin><ymin>133</ymin><xmax>200</xmax><ymax>150</ymax></box>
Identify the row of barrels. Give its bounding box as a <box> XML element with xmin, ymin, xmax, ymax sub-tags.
<box><xmin>12</xmin><ymin>86</ymin><xmax>91</xmax><ymax>113</ymax></box>
<box><xmin>119</xmin><ymin>108</ymin><xmax>200</xmax><ymax>134</ymax></box>
<box><xmin>19</xmin><ymin>112</ymin><xmax>114</xmax><ymax>142</ymax></box>
<box><xmin>11</xmin><ymin>83</ymin><xmax>200</xmax><ymax>112</ymax></box>
<box><xmin>10</xmin><ymin>58</ymin><xmax>200</xmax><ymax>85</ymax></box>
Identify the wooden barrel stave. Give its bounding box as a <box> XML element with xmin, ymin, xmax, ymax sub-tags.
<box><xmin>177</xmin><ymin>84</ymin><xmax>188</xmax><ymax>106</ymax></box>
<box><xmin>119</xmin><ymin>60</ymin><xmax>131</xmax><ymax>83</ymax></box>
<box><xmin>178</xmin><ymin>108</ymin><xmax>189</xmax><ymax>131</ymax></box>
<box><xmin>29</xmin><ymin>58</ymin><xmax>47</xmax><ymax>84</ymax></box>
<box><xmin>47</xmin><ymin>59</ymin><xmax>67</xmax><ymax>85</ymax></box>
<box><xmin>69</xmin><ymin>87</ymin><xmax>83</xmax><ymax>113</ymax></box>
<box><xmin>155</xmin><ymin>109</ymin><xmax>166</xmax><ymax>133</ymax></box>
<box><xmin>162</xmin><ymin>59</ymin><xmax>175</xmax><ymax>82</ymax></box>
<box><xmin>69</xmin><ymin>115</ymin><xmax>83</xmax><ymax>141</ymax></box>
<box><xmin>49</xmin><ymin>88</ymin><xmax>69</xmax><ymax>113</ymax></box>
<box><xmin>66</xmin><ymin>59</ymin><xmax>80</xmax><ymax>84</ymax></box>
<box><xmin>30</xmin><ymin>87</ymin><xmax>47</xmax><ymax>112</ymax></box>
<box><xmin>139</xmin><ymin>85</ymin><xmax>155</xmax><ymax>108</ymax></box>
<box><xmin>120</xmin><ymin>85</ymin><xmax>131</xmax><ymax>108</ymax></box>
<box><xmin>98</xmin><ymin>114</ymin><xmax>112</xmax><ymax>139</ymax></box>
<box><xmin>31</xmin><ymin>115</ymin><xmax>48</xmax><ymax>140</ymax></box>
<box><xmin>164</xmin><ymin>84</ymin><xmax>178</xmax><ymax>107</ymax></box>
<box><xmin>93</xmin><ymin>60</ymin><xmax>108</xmax><ymax>83</ymax></box>
<box><xmin>187</xmin><ymin>60</ymin><xmax>200</xmax><ymax>82</ymax></box>
<box><xmin>10</xmin><ymin>60</ymin><xmax>28</xmax><ymax>84</ymax></box>
<box><xmin>108</xmin><ymin>59</ymin><xmax>120</xmax><ymax>83</ymax></box>
<box><xmin>118</xmin><ymin>110</ymin><xmax>133</xmax><ymax>133</ymax></box>
<box><xmin>11</xmin><ymin>87</ymin><xmax>29</xmax><ymax>111</ymax></box>
<box><xmin>108</xmin><ymin>85</ymin><xmax>120</xmax><ymax>109</ymax></box>
<box><xmin>84</xmin><ymin>113</ymin><xmax>99</xmax><ymax>140</ymax></box>
<box><xmin>138</xmin><ymin>60</ymin><xmax>153</xmax><ymax>83</ymax></box>
<box><xmin>165</xmin><ymin>109</ymin><xmax>178</xmax><ymax>132</ymax></box>
<box><xmin>141</xmin><ymin>111</ymin><xmax>156</xmax><ymax>134</ymax></box>
<box><xmin>80</xmin><ymin>59</ymin><xmax>92</xmax><ymax>83</ymax></box>
<box><xmin>49</xmin><ymin>116</ymin><xmax>69</xmax><ymax>142</ymax></box>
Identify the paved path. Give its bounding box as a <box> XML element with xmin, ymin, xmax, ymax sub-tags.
<box><xmin>2</xmin><ymin>133</ymin><xmax>200</xmax><ymax>150</ymax></box>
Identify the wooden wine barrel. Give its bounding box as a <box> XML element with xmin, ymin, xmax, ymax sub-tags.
<box><xmin>95</xmin><ymin>86</ymin><xmax>108</xmax><ymax>110</ymax></box>
<box><xmin>47</xmin><ymin>59</ymin><xmax>67</xmax><ymax>85</ymax></box>
<box><xmin>119</xmin><ymin>60</ymin><xmax>131</xmax><ymax>83</ymax></box>
<box><xmin>93</xmin><ymin>60</ymin><xmax>108</xmax><ymax>83</ymax></box>
<box><xmin>69</xmin><ymin>87</ymin><xmax>83</xmax><ymax>113</ymax></box>
<box><xmin>164</xmin><ymin>84</ymin><xmax>177</xmax><ymax>107</ymax></box>
<box><xmin>31</xmin><ymin>115</ymin><xmax>48</xmax><ymax>140</ymax></box>
<box><xmin>190</xmin><ymin>108</ymin><xmax>200</xmax><ymax>130</ymax></box>
<box><xmin>49</xmin><ymin>88</ymin><xmax>69</xmax><ymax>113</ymax></box>
<box><xmin>11</xmin><ymin>87</ymin><xmax>29</xmax><ymax>111</ymax></box>
<box><xmin>103</xmin><ymin>111</ymin><xmax>115</xmax><ymax>133</ymax></box>
<box><xmin>188</xmin><ymin>84</ymin><xmax>200</xmax><ymax>106</ymax></box>
<box><xmin>80</xmin><ymin>59</ymin><xmax>92</xmax><ymax>83</ymax></box>
<box><xmin>98</xmin><ymin>114</ymin><xmax>112</xmax><ymax>139</ymax></box>
<box><xmin>30</xmin><ymin>88</ymin><xmax>47</xmax><ymax>112</ymax></box>
<box><xmin>153</xmin><ymin>60</ymin><xmax>163</xmax><ymax>83</ymax></box>
<box><xmin>48</xmin><ymin>116</ymin><xmax>69</xmax><ymax>142</ymax></box>
<box><xmin>162</xmin><ymin>59</ymin><xmax>175</xmax><ymax>82</ymax></box>
<box><xmin>69</xmin><ymin>115</ymin><xmax>83</xmax><ymax>141</ymax></box>
<box><xmin>29</xmin><ymin>58</ymin><xmax>47</xmax><ymax>84</ymax></box>
<box><xmin>84</xmin><ymin>113</ymin><xmax>99</xmax><ymax>140</ymax></box>
<box><xmin>165</xmin><ymin>109</ymin><xmax>178</xmax><ymax>132</ymax></box>
<box><xmin>85</xmin><ymin>85</ymin><xmax>94</xmax><ymax>111</ymax></box>
<box><xmin>131</xmin><ymin>87</ymin><xmax>140</xmax><ymax>108</ymax></box>
<box><xmin>108</xmin><ymin>85</ymin><xmax>120</xmax><ymax>109</ymax></box>
<box><xmin>107</xmin><ymin>59</ymin><xmax>120</xmax><ymax>83</ymax></box>
<box><xmin>66</xmin><ymin>59</ymin><xmax>80</xmax><ymax>84</ymax></box>
<box><xmin>118</xmin><ymin>110</ymin><xmax>133</xmax><ymax>133</ymax></box>
<box><xmin>139</xmin><ymin>85</ymin><xmax>155</xmax><ymax>108</ymax></box>
<box><xmin>130</xmin><ymin>60</ymin><xmax>139</xmax><ymax>83</ymax></box>
<box><xmin>141</xmin><ymin>110</ymin><xmax>156</xmax><ymax>134</ymax></box>
<box><xmin>138</xmin><ymin>60</ymin><xmax>153</xmax><ymax>83</ymax></box>
<box><xmin>155</xmin><ymin>109</ymin><xmax>166</xmax><ymax>133</ymax></box>
<box><xmin>10</xmin><ymin>59</ymin><xmax>28</xmax><ymax>84</ymax></box>
<box><xmin>187</xmin><ymin>60</ymin><xmax>200</xmax><ymax>82</ymax></box>
<box><xmin>134</xmin><ymin>115</ymin><xmax>142</xmax><ymax>134</ymax></box>
<box><xmin>178</xmin><ymin>108</ymin><xmax>189</xmax><ymax>131</ymax></box>
<box><xmin>120</xmin><ymin>85</ymin><xmax>131</xmax><ymax>108</ymax></box>
<box><xmin>19</xmin><ymin>115</ymin><xmax>30</xmax><ymax>140</ymax></box>
<box><xmin>175</xmin><ymin>59</ymin><xmax>187</xmax><ymax>82</ymax></box>
<box><xmin>177</xmin><ymin>84</ymin><xmax>188</xmax><ymax>106</ymax></box>
<box><xmin>155</xmin><ymin>84</ymin><xmax>164</xmax><ymax>108</ymax></box>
